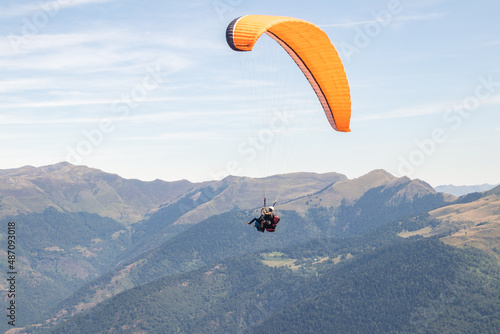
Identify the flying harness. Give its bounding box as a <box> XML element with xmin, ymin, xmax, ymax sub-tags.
<box><xmin>263</xmin><ymin>197</ymin><xmax>280</xmax><ymax>232</ymax></box>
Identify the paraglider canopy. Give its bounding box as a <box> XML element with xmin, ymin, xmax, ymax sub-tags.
<box><xmin>226</xmin><ymin>14</ymin><xmax>351</xmax><ymax>132</ymax></box>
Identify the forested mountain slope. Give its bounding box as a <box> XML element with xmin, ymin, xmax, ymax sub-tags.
<box><xmin>47</xmin><ymin>238</ymin><xmax>500</xmax><ymax>334</ymax></box>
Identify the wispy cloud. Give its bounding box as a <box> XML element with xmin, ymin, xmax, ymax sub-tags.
<box><xmin>0</xmin><ymin>33</ymin><xmax>103</xmax><ymax>56</ymax></box>
<box><xmin>0</xmin><ymin>29</ymin><xmax>196</xmax><ymax>114</ymax></box>
<box><xmin>355</xmin><ymin>92</ymin><xmax>500</xmax><ymax>122</ymax></box>
<box><xmin>1</xmin><ymin>30</ymin><xmax>194</xmax><ymax>72</ymax></box>
<box><xmin>485</xmin><ymin>94</ymin><xmax>500</xmax><ymax>106</ymax></box>
<box><xmin>0</xmin><ymin>96</ymin><xmax>177</xmax><ymax>111</ymax></box>
<box><xmin>353</xmin><ymin>102</ymin><xmax>448</xmax><ymax>121</ymax></box>
<box><xmin>0</xmin><ymin>133</ymin><xmax>42</xmax><ymax>140</ymax></box>
<box><xmin>0</xmin><ymin>113</ymin><xmax>106</xmax><ymax>125</ymax></box>
<box><xmin>480</xmin><ymin>40</ymin><xmax>500</xmax><ymax>48</ymax></box>
<box><xmin>114</xmin><ymin>131</ymin><xmax>225</xmax><ymax>142</ymax></box>
<box><xmin>320</xmin><ymin>13</ymin><xmax>443</xmax><ymax>28</ymax></box>
<box><xmin>0</xmin><ymin>107</ymin><xmax>253</xmax><ymax>125</ymax></box>
<box><xmin>0</xmin><ymin>0</ymin><xmax>117</xmax><ymax>18</ymax></box>
<box><xmin>2</xmin><ymin>27</ymin><xmax>221</xmax><ymax>57</ymax></box>
<box><xmin>0</xmin><ymin>78</ymin><xmax>53</xmax><ymax>93</ymax></box>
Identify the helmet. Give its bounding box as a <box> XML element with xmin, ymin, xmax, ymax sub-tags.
<box><xmin>269</xmin><ymin>206</ymin><xmax>274</xmax><ymax>211</ymax></box>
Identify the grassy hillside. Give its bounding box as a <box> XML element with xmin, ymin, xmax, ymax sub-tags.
<box><xmin>279</xmin><ymin>169</ymin><xmax>396</xmax><ymax>211</ymax></box>
<box><xmin>398</xmin><ymin>191</ymin><xmax>500</xmax><ymax>262</ymax></box>
<box><xmin>172</xmin><ymin>172</ymin><xmax>347</xmax><ymax>225</ymax></box>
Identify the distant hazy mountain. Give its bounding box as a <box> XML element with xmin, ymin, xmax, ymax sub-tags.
<box><xmin>434</xmin><ymin>183</ymin><xmax>498</xmax><ymax>197</ymax></box>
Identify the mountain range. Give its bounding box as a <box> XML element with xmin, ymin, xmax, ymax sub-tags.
<box><xmin>0</xmin><ymin>162</ymin><xmax>498</xmax><ymax>333</ymax></box>
<box><xmin>0</xmin><ymin>162</ymin><xmax>457</xmax><ymax>226</ymax></box>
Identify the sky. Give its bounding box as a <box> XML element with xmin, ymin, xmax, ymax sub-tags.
<box><xmin>0</xmin><ymin>0</ymin><xmax>499</xmax><ymax>187</ymax></box>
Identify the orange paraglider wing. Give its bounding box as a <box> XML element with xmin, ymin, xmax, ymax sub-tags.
<box><xmin>226</xmin><ymin>15</ymin><xmax>351</xmax><ymax>132</ymax></box>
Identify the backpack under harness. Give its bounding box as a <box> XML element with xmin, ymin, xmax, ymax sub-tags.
<box><xmin>265</xmin><ymin>215</ymin><xmax>280</xmax><ymax>232</ymax></box>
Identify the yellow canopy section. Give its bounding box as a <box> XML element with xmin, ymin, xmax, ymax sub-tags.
<box><xmin>226</xmin><ymin>15</ymin><xmax>351</xmax><ymax>132</ymax></box>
